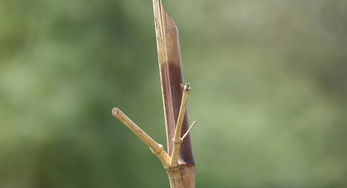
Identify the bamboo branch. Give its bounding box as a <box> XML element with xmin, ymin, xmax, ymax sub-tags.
<box><xmin>112</xmin><ymin>107</ymin><xmax>170</xmax><ymax>168</ymax></box>
<box><xmin>170</xmin><ymin>83</ymin><xmax>191</xmax><ymax>167</ymax></box>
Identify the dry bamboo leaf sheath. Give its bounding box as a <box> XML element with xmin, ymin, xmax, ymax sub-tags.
<box><xmin>112</xmin><ymin>0</ymin><xmax>196</xmax><ymax>187</ymax></box>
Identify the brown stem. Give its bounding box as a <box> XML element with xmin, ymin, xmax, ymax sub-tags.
<box><xmin>152</xmin><ymin>0</ymin><xmax>195</xmax><ymax>166</ymax></box>
<box><xmin>152</xmin><ymin>0</ymin><xmax>196</xmax><ymax>187</ymax></box>
<box><xmin>112</xmin><ymin>1</ymin><xmax>196</xmax><ymax>187</ymax></box>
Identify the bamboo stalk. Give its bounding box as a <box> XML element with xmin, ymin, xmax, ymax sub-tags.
<box><xmin>152</xmin><ymin>0</ymin><xmax>196</xmax><ymax>187</ymax></box>
<box><xmin>152</xmin><ymin>0</ymin><xmax>194</xmax><ymax>165</ymax></box>
<box><xmin>112</xmin><ymin>0</ymin><xmax>196</xmax><ymax>187</ymax></box>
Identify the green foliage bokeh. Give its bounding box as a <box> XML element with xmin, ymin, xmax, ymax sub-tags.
<box><xmin>0</xmin><ymin>0</ymin><xmax>346</xmax><ymax>187</ymax></box>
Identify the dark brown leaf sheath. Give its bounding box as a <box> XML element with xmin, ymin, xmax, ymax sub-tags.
<box><xmin>152</xmin><ymin>0</ymin><xmax>194</xmax><ymax>166</ymax></box>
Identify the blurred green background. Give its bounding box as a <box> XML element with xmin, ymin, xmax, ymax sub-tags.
<box><xmin>1</xmin><ymin>0</ymin><xmax>347</xmax><ymax>187</ymax></box>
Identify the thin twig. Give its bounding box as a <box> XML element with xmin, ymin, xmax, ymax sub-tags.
<box><xmin>181</xmin><ymin>121</ymin><xmax>197</xmax><ymax>141</ymax></box>
<box><xmin>112</xmin><ymin>107</ymin><xmax>170</xmax><ymax>168</ymax></box>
